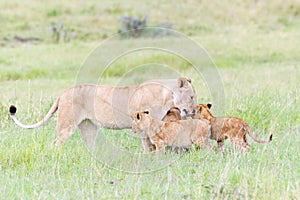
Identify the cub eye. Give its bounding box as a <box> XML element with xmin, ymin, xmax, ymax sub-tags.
<box><xmin>190</xmin><ymin>96</ymin><xmax>194</xmax><ymax>100</ymax></box>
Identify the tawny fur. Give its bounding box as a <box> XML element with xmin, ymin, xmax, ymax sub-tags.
<box><xmin>144</xmin><ymin>106</ymin><xmax>183</xmax><ymax>152</ymax></box>
<box><xmin>132</xmin><ymin>111</ymin><xmax>212</xmax><ymax>154</ymax></box>
<box><xmin>162</xmin><ymin>106</ymin><xmax>182</xmax><ymax>122</ymax></box>
<box><xmin>193</xmin><ymin>104</ymin><xmax>272</xmax><ymax>154</ymax></box>
<box><xmin>9</xmin><ymin>78</ymin><xmax>197</xmax><ymax>146</ymax></box>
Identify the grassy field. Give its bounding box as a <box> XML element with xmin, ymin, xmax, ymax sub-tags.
<box><xmin>1</xmin><ymin>0</ymin><xmax>300</xmax><ymax>199</ymax></box>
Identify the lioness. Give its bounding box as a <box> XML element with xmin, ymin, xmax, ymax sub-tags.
<box><xmin>193</xmin><ymin>103</ymin><xmax>273</xmax><ymax>154</ymax></box>
<box><xmin>9</xmin><ymin>77</ymin><xmax>197</xmax><ymax>146</ymax></box>
<box><xmin>131</xmin><ymin>111</ymin><xmax>212</xmax><ymax>153</ymax></box>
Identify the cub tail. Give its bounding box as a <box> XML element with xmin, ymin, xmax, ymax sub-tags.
<box><xmin>245</xmin><ymin>125</ymin><xmax>272</xmax><ymax>144</ymax></box>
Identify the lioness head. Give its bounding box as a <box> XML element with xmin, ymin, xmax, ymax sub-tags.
<box><xmin>175</xmin><ymin>77</ymin><xmax>197</xmax><ymax>117</ymax></box>
<box><xmin>193</xmin><ymin>103</ymin><xmax>213</xmax><ymax>121</ymax></box>
<box><xmin>131</xmin><ymin>111</ymin><xmax>151</xmax><ymax>137</ymax></box>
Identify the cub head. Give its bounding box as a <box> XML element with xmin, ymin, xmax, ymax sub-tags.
<box><xmin>192</xmin><ymin>103</ymin><xmax>213</xmax><ymax>121</ymax></box>
<box><xmin>131</xmin><ymin>111</ymin><xmax>151</xmax><ymax>136</ymax></box>
<box><xmin>175</xmin><ymin>77</ymin><xmax>197</xmax><ymax>117</ymax></box>
<box><xmin>162</xmin><ymin>106</ymin><xmax>181</xmax><ymax>121</ymax></box>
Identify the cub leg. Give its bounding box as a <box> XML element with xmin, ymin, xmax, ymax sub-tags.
<box><xmin>194</xmin><ymin>136</ymin><xmax>213</xmax><ymax>150</ymax></box>
<box><xmin>141</xmin><ymin>137</ymin><xmax>155</xmax><ymax>152</ymax></box>
<box><xmin>242</xmin><ymin>135</ymin><xmax>250</xmax><ymax>154</ymax></box>
<box><xmin>192</xmin><ymin>128</ymin><xmax>213</xmax><ymax>150</ymax></box>
<box><xmin>151</xmin><ymin>135</ymin><xmax>166</xmax><ymax>154</ymax></box>
<box><xmin>155</xmin><ymin>144</ymin><xmax>166</xmax><ymax>154</ymax></box>
<box><xmin>230</xmin><ymin>134</ymin><xmax>250</xmax><ymax>154</ymax></box>
<box><xmin>217</xmin><ymin>140</ymin><xmax>225</xmax><ymax>153</ymax></box>
<box><xmin>79</xmin><ymin>119</ymin><xmax>98</xmax><ymax>148</ymax></box>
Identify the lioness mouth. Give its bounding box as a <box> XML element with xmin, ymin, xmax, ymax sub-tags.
<box><xmin>183</xmin><ymin>109</ymin><xmax>195</xmax><ymax>117</ymax></box>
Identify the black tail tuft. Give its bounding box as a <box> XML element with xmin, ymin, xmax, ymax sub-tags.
<box><xmin>269</xmin><ymin>134</ymin><xmax>273</xmax><ymax>141</ymax></box>
<box><xmin>9</xmin><ymin>105</ymin><xmax>17</xmax><ymax>115</ymax></box>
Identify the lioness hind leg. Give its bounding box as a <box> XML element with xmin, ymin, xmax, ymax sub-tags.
<box><xmin>53</xmin><ymin>105</ymin><xmax>79</xmax><ymax>146</ymax></box>
<box><xmin>54</xmin><ymin>123</ymin><xmax>77</xmax><ymax>147</ymax></box>
<box><xmin>79</xmin><ymin>119</ymin><xmax>98</xmax><ymax>148</ymax></box>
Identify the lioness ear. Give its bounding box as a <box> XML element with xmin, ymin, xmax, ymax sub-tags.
<box><xmin>207</xmin><ymin>103</ymin><xmax>212</xmax><ymax>109</ymax></box>
<box><xmin>178</xmin><ymin>77</ymin><xmax>188</xmax><ymax>89</ymax></box>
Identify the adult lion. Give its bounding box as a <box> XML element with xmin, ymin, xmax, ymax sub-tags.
<box><xmin>9</xmin><ymin>77</ymin><xmax>197</xmax><ymax>146</ymax></box>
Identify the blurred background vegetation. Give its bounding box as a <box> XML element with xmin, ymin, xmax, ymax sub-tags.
<box><xmin>0</xmin><ymin>0</ymin><xmax>299</xmax><ymax>81</ymax></box>
<box><xmin>1</xmin><ymin>0</ymin><xmax>299</xmax><ymax>42</ymax></box>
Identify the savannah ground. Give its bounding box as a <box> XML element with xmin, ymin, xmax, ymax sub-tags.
<box><xmin>0</xmin><ymin>1</ymin><xmax>299</xmax><ymax>199</ymax></box>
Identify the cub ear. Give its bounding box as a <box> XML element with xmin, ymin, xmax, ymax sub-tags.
<box><xmin>207</xmin><ymin>103</ymin><xmax>212</xmax><ymax>109</ymax></box>
<box><xmin>187</xmin><ymin>78</ymin><xmax>191</xmax><ymax>83</ymax></box>
<box><xmin>178</xmin><ymin>77</ymin><xmax>188</xmax><ymax>88</ymax></box>
<box><xmin>196</xmin><ymin>104</ymin><xmax>202</xmax><ymax>112</ymax></box>
<box><xmin>197</xmin><ymin>105</ymin><xmax>202</xmax><ymax>112</ymax></box>
<box><xmin>166</xmin><ymin>110</ymin><xmax>171</xmax><ymax>115</ymax></box>
<box><xmin>136</xmin><ymin>113</ymin><xmax>141</xmax><ymax>120</ymax></box>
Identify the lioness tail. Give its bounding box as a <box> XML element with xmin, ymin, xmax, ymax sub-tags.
<box><xmin>9</xmin><ymin>98</ymin><xmax>59</xmax><ymax>129</ymax></box>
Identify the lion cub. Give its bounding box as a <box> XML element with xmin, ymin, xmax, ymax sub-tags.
<box><xmin>162</xmin><ymin>106</ymin><xmax>182</xmax><ymax>121</ymax></box>
<box><xmin>132</xmin><ymin>111</ymin><xmax>212</xmax><ymax>153</ymax></box>
<box><xmin>138</xmin><ymin>107</ymin><xmax>183</xmax><ymax>152</ymax></box>
<box><xmin>193</xmin><ymin>103</ymin><xmax>272</xmax><ymax>154</ymax></box>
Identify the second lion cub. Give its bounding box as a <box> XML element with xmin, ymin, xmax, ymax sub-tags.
<box><xmin>140</xmin><ymin>106</ymin><xmax>183</xmax><ymax>152</ymax></box>
<box><xmin>132</xmin><ymin>111</ymin><xmax>212</xmax><ymax>153</ymax></box>
<box><xmin>193</xmin><ymin>103</ymin><xmax>272</xmax><ymax>154</ymax></box>
<box><xmin>162</xmin><ymin>106</ymin><xmax>182</xmax><ymax>121</ymax></box>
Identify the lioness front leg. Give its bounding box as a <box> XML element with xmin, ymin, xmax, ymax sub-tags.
<box><xmin>54</xmin><ymin>122</ymin><xmax>76</xmax><ymax>147</ymax></box>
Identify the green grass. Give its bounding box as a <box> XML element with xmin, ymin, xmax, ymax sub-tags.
<box><xmin>1</xmin><ymin>0</ymin><xmax>300</xmax><ymax>199</ymax></box>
